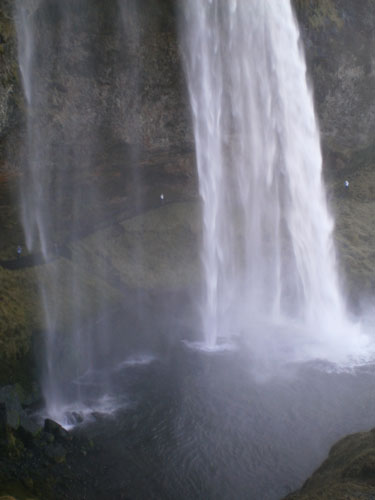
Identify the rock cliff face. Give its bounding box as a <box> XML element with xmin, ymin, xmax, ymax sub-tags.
<box><xmin>0</xmin><ymin>0</ymin><xmax>18</xmax><ymax>144</ymax></box>
<box><xmin>294</xmin><ymin>0</ymin><xmax>375</xmax><ymax>153</ymax></box>
<box><xmin>1</xmin><ymin>0</ymin><xmax>375</xmax><ymax>176</ymax></box>
<box><xmin>0</xmin><ymin>0</ymin><xmax>374</xmax><ymax>387</ymax></box>
<box><xmin>0</xmin><ymin>1</ymin><xmax>374</xmax><ymax>498</ymax></box>
<box><xmin>0</xmin><ymin>0</ymin><xmax>198</xmax><ymax>385</ymax></box>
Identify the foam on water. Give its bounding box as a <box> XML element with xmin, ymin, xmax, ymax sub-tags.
<box><xmin>114</xmin><ymin>354</ymin><xmax>157</xmax><ymax>371</ymax></box>
<box><xmin>41</xmin><ymin>393</ymin><xmax>128</xmax><ymax>430</ymax></box>
<box><xmin>182</xmin><ymin>340</ymin><xmax>237</xmax><ymax>354</ymax></box>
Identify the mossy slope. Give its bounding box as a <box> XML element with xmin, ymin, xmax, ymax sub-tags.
<box><xmin>285</xmin><ymin>429</ymin><xmax>375</xmax><ymax>499</ymax></box>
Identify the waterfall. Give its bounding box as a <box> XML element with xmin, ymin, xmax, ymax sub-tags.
<box><xmin>14</xmin><ymin>0</ymin><xmax>140</xmax><ymax>423</ymax></box>
<box><xmin>181</xmin><ymin>0</ymin><xmax>369</xmax><ymax>359</ymax></box>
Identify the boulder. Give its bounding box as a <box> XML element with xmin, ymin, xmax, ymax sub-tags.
<box><xmin>285</xmin><ymin>428</ymin><xmax>375</xmax><ymax>499</ymax></box>
<box><xmin>44</xmin><ymin>418</ymin><xmax>71</xmax><ymax>441</ymax></box>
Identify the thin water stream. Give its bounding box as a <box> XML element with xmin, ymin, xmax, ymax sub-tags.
<box><xmin>14</xmin><ymin>0</ymin><xmax>142</xmax><ymax>421</ymax></box>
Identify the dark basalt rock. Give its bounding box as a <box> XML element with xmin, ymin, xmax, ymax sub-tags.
<box><xmin>44</xmin><ymin>419</ymin><xmax>71</xmax><ymax>442</ymax></box>
<box><xmin>0</xmin><ymin>409</ymin><xmax>96</xmax><ymax>499</ymax></box>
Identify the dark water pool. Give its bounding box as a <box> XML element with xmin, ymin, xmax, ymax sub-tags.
<box><xmin>69</xmin><ymin>340</ymin><xmax>375</xmax><ymax>500</ymax></box>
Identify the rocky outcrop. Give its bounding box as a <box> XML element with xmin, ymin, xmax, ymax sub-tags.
<box><xmin>0</xmin><ymin>384</ymin><xmax>96</xmax><ymax>500</ymax></box>
<box><xmin>285</xmin><ymin>428</ymin><xmax>375</xmax><ymax>499</ymax></box>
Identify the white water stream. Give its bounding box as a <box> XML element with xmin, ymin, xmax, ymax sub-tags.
<box><xmin>14</xmin><ymin>0</ymin><xmax>141</xmax><ymax>423</ymax></box>
<box><xmin>182</xmin><ymin>0</ymin><xmax>371</xmax><ymax>361</ymax></box>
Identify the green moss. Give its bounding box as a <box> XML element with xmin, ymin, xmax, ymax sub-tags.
<box><xmin>0</xmin><ymin>266</ymin><xmax>40</xmax><ymax>387</ymax></box>
<box><xmin>285</xmin><ymin>430</ymin><xmax>375</xmax><ymax>499</ymax></box>
<box><xmin>326</xmin><ymin>149</ymin><xmax>375</xmax><ymax>304</ymax></box>
<box><xmin>0</xmin><ymin>199</ymin><xmax>200</xmax><ymax>386</ymax></box>
<box><xmin>36</xmin><ymin>256</ymin><xmax>124</xmax><ymax>332</ymax></box>
<box><xmin>0</xmin><ymin>267</ymin><xmax>40</xmax><ymax>356</ymax></box>
<box><xmin>81</xmin><ymin>201</ymin><xmax>201</xmax><ymax>290</ymax></box>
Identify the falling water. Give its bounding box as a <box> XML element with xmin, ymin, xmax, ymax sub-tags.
<box><xmin>14</xmin><ymin>0</ymin><xmax>141</xmax><ymax>422</ymax></box>
<box><xmin>182</xmin><ymin>0</ymin><xmax>370</xmax><ymax>359</ymax></box>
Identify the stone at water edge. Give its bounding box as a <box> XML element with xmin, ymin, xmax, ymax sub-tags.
<box><xmin>284</xmin><ymin>428</ymin><xmax>375</xmax><ymax>499</ymax></box>
<box><xmin>44</xmin><ymin>418</ymin><xmax>72</xmax><ymax>441</ymax></box>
